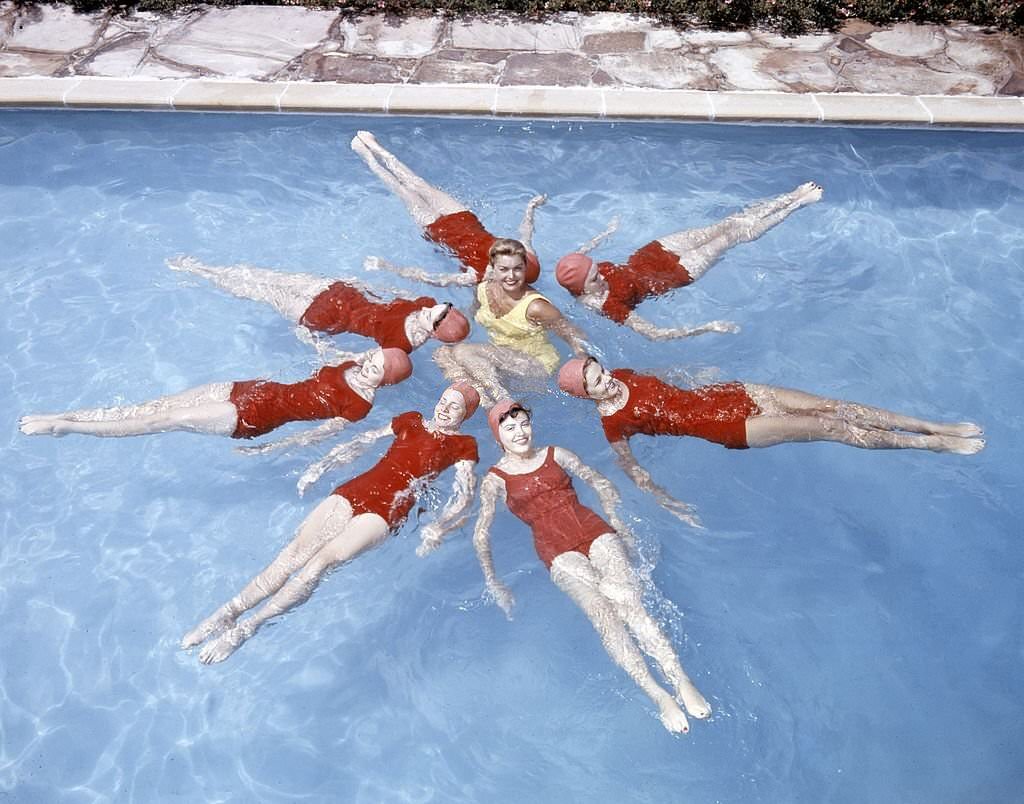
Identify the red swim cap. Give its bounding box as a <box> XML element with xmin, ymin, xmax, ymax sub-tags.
<box><xmin>434</xmin><ymin>307</ymin><xmax>470</xmax><ymax>343</ymax></box>
<box><xmin>525</xmin><ymin>251</ymin><xmax>541</xmax><ymax>284</ymax></box>
<box><xmin>380</xmin><ymin>348</ymin><xmax>413</xmax><ymax>386</ymax></box>
<box><xmin>555</xmin><ymin>253</ymin><xmax>594</xmax><ymax>295</ymax></box>
<box><xmin>449</xmin><ymin>382</ymin><xmax>480</xmax><ymax>420</ymax></box>
<box><xmin>488</xmin><ymin>399</ymin><xmax>522</xmax><ymax>443</ymax></box>
<box><xmin>557</xmin><ymin>357</ymin><xmax>589</xmax><ymax>398</ymax></box>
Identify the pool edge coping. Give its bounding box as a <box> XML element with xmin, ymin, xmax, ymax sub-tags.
<box><xmin>1</xmin><ymin>77</ymin><xmax>1023</xmax><ymax>128</ymax></box>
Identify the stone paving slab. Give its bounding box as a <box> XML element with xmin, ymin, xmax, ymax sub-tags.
<box><xmin>0</xmin><ymin>4</ymin><xmax>1022</xmax><ymax>126</ymax></box>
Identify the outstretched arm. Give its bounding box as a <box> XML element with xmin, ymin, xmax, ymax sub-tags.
<box><xmin>623</xmin><ymin>313</ymin><xmax>739</xmax><ymax>341</ymax></box>
<box><xmin>472</xmin><ymin>474</ymin><xmax>515</xmax><ymax>618</ymax></box>
<box><xmin>518</xmin><ymin>193</ymin><xmax>547</xmax><ymax>253</ymax></box>
<box><xmin>416</xmin><ymin>460</ymin><xmax>478</xmax><ymax>556</ymax></box>
<box><xmin>293</xmin><ymin>326</ymin><xmax>366</xmax><ymax>364</ymax></box>
<box><xmin>296</xmin><ymin>423</ymin><xmax>394</xmax><ymax>495</ymax></box>
<box><xmin>609</xmin><ymin>440</ymin><xmax>702</xmax><ymax>528</ymax></box>
<box><xmin>364</xmin><ymin>256</ymin><xmax>477</xmax><ymax>289</ymax></box>
<box><xmin>235</xmin><ymin>416</ymin><xmax>358</xmax><ymax>457</ymax></box>
<box><xmin>576</xmin><ymin>215</ymin><xmax>620</xmax><ymax>255</ymax></box>
<box><xmin>526</xmin><ymin>298</ymin><xmax>591</xmax><ymax>357</ymax></box>
<box><xmin>553</xmin><ymin>446</ymin><xmax>633</xmax><ymax>543</ymax></box>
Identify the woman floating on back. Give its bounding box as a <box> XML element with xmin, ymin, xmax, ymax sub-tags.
<box><xmin>555</xmin><ymin>182</ymin><xmax>823</xmax><ymax>340</ymax></box>
<box><xmin>18</xmin><ymin>346</ymin><xmax>412</xmax><ymax>453</ymax></box>
<box><xmin>166</xmin><ymin>256</ymin><xmax>470</xmax><ymax>362</ymax></box>
<box><xmin>559</xmin><ymin>356</ymin><xmax>985</xmax><ymax>524</ymax></box>
<box><xmin>350</xmin><ymin>129</ymin><xmax>544</xmax><ymax>288</ymax></box>
<box><xmin>182</xmin><ymin>384</ymin><xmax>481</xmax><ymax>663</ymax></box>
<box><xmin>471</xmin><ymin>400</ymin><xmax>711</xmax><ymax>734</ymax></box>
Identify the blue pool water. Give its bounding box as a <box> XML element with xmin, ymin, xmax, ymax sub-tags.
<box><xmin>1</xmin><ymin>111</ymin><xmax>1022</xmax><ymax>802</ymax></box>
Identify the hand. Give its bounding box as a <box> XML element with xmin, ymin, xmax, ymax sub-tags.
<box><xmin>610</xmin><ymin>515</ymin><xmax>636</xmax><ymax>549</ymax></box>
<box><xmin>526</xmin><ymin>193</ymin><xmax>548</xmax><ymax>210</ymax></box>
<box><xmin>296</xmin><ymin>469</ymin><xmax>319</xmax><ymax>497</ymax></box>
<box><xmin>416</xmin><ymin>526</ymin><xmax>443</xmax><ymax>557</ymax></box>
<box><xmin>658</xmin><ymin>495</ymin><xmax>703</xmax><ymax>528</ymax></box>
<box><xmin>487</xmin><ymin>581</ymin><xmax>515</xmax><ymax>619</ymax></box>
<box><xmin>363</xmin><ymin>255</ymin><xmax>384</xmax><ymax>272</ymax></box>
<box><xmin>700</xmin><ymin>320</ymin><xmax>740</xmax><ymax>335</ymax></box>
<box><xmin>235</xmin><ymin>442</ymin><xmax>274</xmax><ymax>457</ymax></box>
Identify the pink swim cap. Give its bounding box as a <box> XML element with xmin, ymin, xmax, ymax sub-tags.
<box><xmin>555</xmin><ymin>253</ymin><xmax>594</xmax><ymax>296</ymax></box>
<box><xmin>525</xmin><ymin>252</ymin><xmax>541</xmax><ymax>284</ymax></box>
<box><xmin>558</xmin><ymin>357</ymin><xmax>590</xmax><ymax>398</ymax></box>
<box><xmin>449</xmin><ymin>382</ymin><xmax>480</xmax><ymax>420</ymax></box>
<box><xmin>488</xmin><ymin>399</ymin><xmax>525</xmax><ymax>443</ymax></box>
<box><xmin>380</xmin><ymin>348</ymin><xmax>413</xmax><ymax>386</ymax></box>
<box><xmin>433</xmin><ymin>307</ymin><xmax>470</xmax><ymax>344</ymax></box>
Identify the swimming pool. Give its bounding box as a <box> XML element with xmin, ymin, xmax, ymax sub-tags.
<box><xmin>2</xmin><ymin>110</ymin><xmax>1021</xmax><ymax>802</ymax></box>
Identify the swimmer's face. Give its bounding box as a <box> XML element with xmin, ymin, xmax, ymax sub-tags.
<box><xmin>498</xmin><ymin>410</ymin><xmax>532</xmax><ymax>454</ymax></box>
<box><xmin>433</xmin><ymin>389</ymin><xmax>467</xmax><ymax>429</ymax></box>
<box><xmin>582</xmin><ymin>263</ymin><xmax>607</xmax><ymax>295</ymax></box>
<box><xmin>359</xmin><ymin>349</ymin><xmax>386</xmax><ymax>387</ymax></box>
<box><xmin>491</xmin><ymin>254</ymin><xmax>527</xmax><ymax>293</ymax></box>
<box><xmin>583</xmin><ymin>360</ymin><xmax>616</xmax><ymax>400</ymax></box>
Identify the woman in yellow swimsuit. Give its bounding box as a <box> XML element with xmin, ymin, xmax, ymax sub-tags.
<box><xmin>434</xmin><ymin>239</ymin><xmax>589</xmax><ymax>406</ymax></box>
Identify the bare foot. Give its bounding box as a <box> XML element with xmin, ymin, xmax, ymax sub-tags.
<box><xmin>180</xmin><ymin>608</ymin><xmax>237</xmax><ymax>650</ymax></box>
<box><xmin>939</xmin><ymin>436</ymin><xmax>985</xmax><ymax>455</ymax></box>
<box><xmin>932</xmin><ymin>421</ymin><xmax>984</xmax><ymax>438</ymax></box>
<box><xmin>656</xmin><ymin>695</ymin><xmax>691</xmax><ymax>734</ymax></box>
<box><xmin>677</xmin><ymin>680</ymin><xmax>712</xmax><ymax>720</ymax></box>
<box><xmin>795</xmin><ymin>181</ymin><xmax>824</xmax><ymax>205</ymax></box>
<box><xmin>198</xmin><ymin>624</ymin><xmax>249</xmax><ymax>664</ymax></box>
<box><xmin>19</xmin><ymin>416</ymin><xmax>64</xmax><ymax>436</ymax></box>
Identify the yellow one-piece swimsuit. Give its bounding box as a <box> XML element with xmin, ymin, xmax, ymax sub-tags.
<box><xmin>474</xmin><ymin>283</ymin><xmax>561</xmax><ymax>374</ymax></box>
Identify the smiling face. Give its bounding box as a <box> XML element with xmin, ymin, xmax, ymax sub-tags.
<box><xmin>432</xmin><ymin>388</ymin><xmax>467</xmax><ymax>430</ymax></box>
<box><xmin>497</xmin><ymin>409</ymin><xmax>533</xmax><ymax>455</ymax></box>
<box><xmin>358</xmin><ymin>349</ymin><xmax>386</xmax><ymax>387</ymax></box>
<box><xmin>491</xmin><ymin>253</ymin><xmax>527</xmax><ymax>294</ymax></box>
<box><xmin>583</xmin><ymin>359</ymin><xmax>617</xmax><ymax>401</ymax></box>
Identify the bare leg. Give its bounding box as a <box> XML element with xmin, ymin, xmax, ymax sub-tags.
<box><xmin>198</xmin><ymin>511</ymin><xmax>390</xmax><ymax>664</ymax></box>
<box><xmin>351</xmin><ymin>131</ymin><xmax>466</xmax><ymax>227</ymax></box>
<box><xmin>550</xmin><ymin>550</ymin><xmax>691</xmax><ymax>734</ymax></box>
<box><xmin>659</xmin><ymin>182</ymin><xmax>823</xmax><ymax>280</ymax></box>
<box><xmin>744</xmin><ymin>383</ymin><xmax>983</xmax><ymax>438</ymax></box>
<box><xmin>181</xmin><ymin>495</ymin><xmax>356</xmax><ymax>649</ymax></box>
<box><xmin>588</xmin><ymin>534</ymin><xmax>711</xmax><ymax>720</ymax></box>
<box><xmin>19</xmin><ymin>382</ymin><xmax>238</xmax><ymax>438</ymax></box>
<box><xmin>745</xmin><ymin>414</ymin><xmax>985</xmax><ymax>454</ymax></box>
<box><xmin>433</xmin><ymin>344</ymin><xmax>547</xmax><ymax>407</ymax></box>
<box><xmin>167</xmin><ymin>256</ymin><xmax>331</xmax><ymax>323</ymax></box>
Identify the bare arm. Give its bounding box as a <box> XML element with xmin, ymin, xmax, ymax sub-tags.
<box><xmin>472</xmin><ymin>473</ymin><xmax>515</xmax><ymax>618</ymax></box>
<box><xmin>526</xmin><ymin>298</ymin><xmax>590</xmax><ymax>357</ymax></box>
<box><xmin>576</xmin><ymin>215</ymin><xmax>620</xmax><ymax>255</ymax></box>
<box><xmin>364</xmin><ymin>256</ymin><xmax>477</xmax><ymax>289</ymax></box>
<box><xmin>416</xmin><ymin>460</ymin><xmax>478</xmax><ymax>556</ymax></box>
<box><xmin>235</xmin><ymin>416</ymin><xmax>358</xmax><ymax>457</ymax></box>
<box><xmin>623</xmin><ymin>313</ymin><xmax>739</xmax><ymax>341</ymax></box>
<box><xmin>609</xmin><ymin>439</ymin><xmax>702</xmax><ymax>528</ymax></box>
<box><xmin>293</xmin><ymin>326</ymin><xmax>365</xmax><ymax>364</ymax></box>
<box><xmin>295</xmin><ymin>423</ymin><xmax>394</xmax><ymax>495</ymax></box>
<box><xmin>517</xmin><ymin>193</ymin><xmax>547</xmax><ymax>253</ymax></box>
<box><xmin>553</xmin><ymin>446</ymin><xmax>632</xmax><ymax>541</ymax></box>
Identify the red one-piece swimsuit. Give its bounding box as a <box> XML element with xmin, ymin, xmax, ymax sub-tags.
<box><xmin>600</xmin><ymin>369</ymin><xmax>761</xmax><ymax>449</ymax></box>
<box><xmin>488</xmin><ymin>447</ymin><xmax>613</xmax><ymax>568</ymax></box>
<box><xmin>229</xmin><ymin>361</ymin><xmax>373</xmax><ymax>439</ymax></box>
<box><xmin>299</xmin><ymin>281</ymin><xmax>435</xmax><ymax>352</ymax></box>
<box><xmin>333</xmin><ymin>411</ymin><xmax>479</xmax><ymax>528</ymax></box>
<box><xmin>597</xmin><ymin>241</ymin><xmax>694</xmax><ymax>324</ymax></box>
<box><xmin>423</xmin><ymin>211</ymin><xmax>541</xmax><ymax>284</ymax></box>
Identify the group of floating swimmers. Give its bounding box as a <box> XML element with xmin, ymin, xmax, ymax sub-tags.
<box><xmin>19</xmin><ymin>130</ymin><xmax>985</xmax><ymax>735</ymax></box>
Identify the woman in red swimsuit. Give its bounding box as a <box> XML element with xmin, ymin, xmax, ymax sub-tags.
<box><xmin>18</xmin><ymin>347</ymin><xmax>412</xmax><ymax>453</ymax></box>
<box><xmin>558</xmin><ymin>356</ymin><xmax>986</xmax><ymax>524</ymax></box>
<box><xmin>472</xmin><ymin>400</ymin><xmax>711</xmax><ymax>734</ymax></box>
<box><xmin>350</xmin><ymin>130</ymin><xmax>543</xmax><ymax>288</ymax></box>
<box><xmin>554</xmin><ymin>182</ymin><xmax>824</xmax><ymax>340</ymax></box>
<box><xmin>167</xmin><ymin>256</ymin><xmax>470</xmax><ymax>361</ymax></box>
<box><xmin>181</xmin><ymin>384</ymin><xmax>482</xmax><ymax>664</ymax></box>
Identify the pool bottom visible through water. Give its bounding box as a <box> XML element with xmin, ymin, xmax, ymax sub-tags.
<box><xmin>0</xmin><ymin>111</ymin><xmax>1022</xmax><ymax>803</ymax></box>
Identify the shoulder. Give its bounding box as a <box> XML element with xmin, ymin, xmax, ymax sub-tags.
<box><xmin>524</xmin><ymin>294</ymin><xmax>561</xmax><ymax>323</ymax></box>
<box><xmin>455</xmin><ymin>433</ymin><xmax>480</xmax><ymax>462</ymax></box>
<box><xmin>393</xmin><ymin>410</ymin><xmax>422</xmax><ymax>431</ymax></box>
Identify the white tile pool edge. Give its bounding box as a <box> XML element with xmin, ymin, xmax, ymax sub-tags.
<box><xmin>2</xmin><ymin>77</ymin><xmax>1023</xmax><ymax>128</ymax></box>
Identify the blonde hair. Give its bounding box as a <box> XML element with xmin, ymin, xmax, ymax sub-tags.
<box><xmin>488</xmin><ymin>238</ymin><xmax>528</xmax><ymax>266</ymax></box>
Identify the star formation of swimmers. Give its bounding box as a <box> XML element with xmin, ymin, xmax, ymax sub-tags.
<box><xmin>19</xmin><ymin>130</ymin><xmax>985</xmax><ymax>735</ymax></box>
